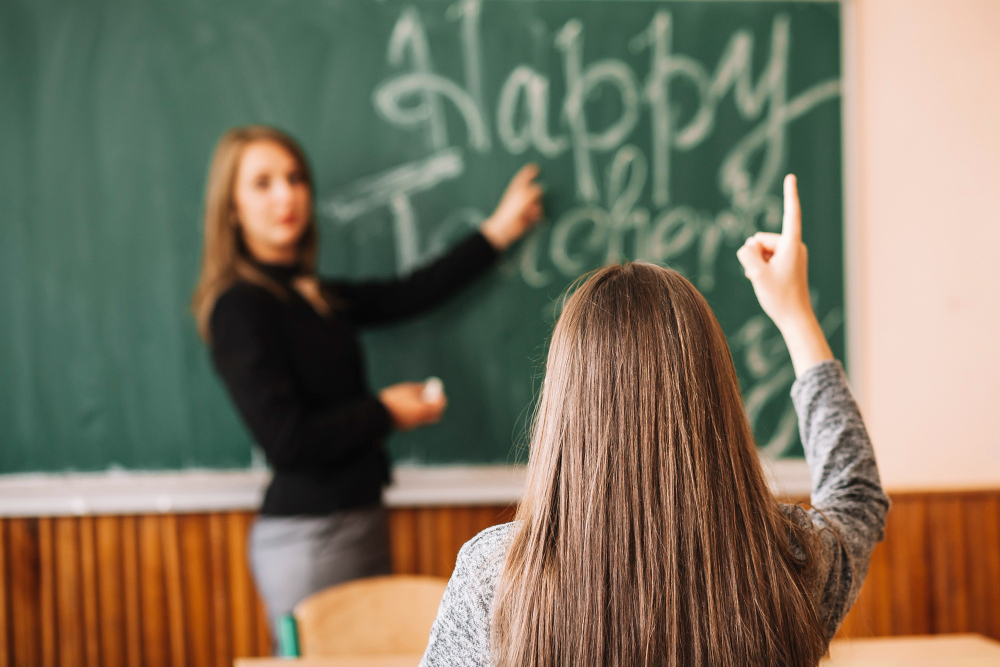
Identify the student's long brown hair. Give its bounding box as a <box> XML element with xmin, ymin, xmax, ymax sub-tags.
<box><xmin>491</xmin><ymin>262</ymin><xmax>826</xmax><ymax>666</ymax></box>
<box><xmin>191</xmin><ymin>125</ymin><xmax>321</xmax><ymax>342</ymax></box>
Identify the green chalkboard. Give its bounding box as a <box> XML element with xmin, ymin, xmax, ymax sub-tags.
<box><xmin>0</xmin><ymin>0</ymin><xmax>844</xmax><ymax>473</ymax></box>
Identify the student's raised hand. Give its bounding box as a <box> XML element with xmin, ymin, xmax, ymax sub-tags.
<box><xmin>479</xmin><ymin>164</ymin><xmax>544</xmax><ymax>251</ymax></box>
<box><xmin>378</xmin><ymin>382</ymin><xmax>448</xmax><ymax>431</ymax></box>
<box><xmin>736</xmin><ymin>175</ymin><xmax>814</xmax><ymax>331</ymax></box>
<box><xmin>736</xmin><ymin>175</ymin><xmax>833</xmax><ymax>376</ymax></box>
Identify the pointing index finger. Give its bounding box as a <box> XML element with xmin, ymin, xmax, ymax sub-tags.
<box><xmin>513</xmin><ymin>163</ymin><xmax>539</xmax><ymax>187</ymax></box>
<box><xmin>782</xmin><ymin>174</ymin><xmax>802</xmax><ymax>242</ymax></box>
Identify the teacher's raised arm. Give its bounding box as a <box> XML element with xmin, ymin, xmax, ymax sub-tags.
<box><xmin>325</xmin><ymin>163</ymin><xmax>544</xmax><ymax>327</ymax></box>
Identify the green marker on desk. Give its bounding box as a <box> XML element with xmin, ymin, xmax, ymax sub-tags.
<box><xmin>278</xmin><ymin>613</ymin><xmax>300</xmax><ymax>657</ymax></box>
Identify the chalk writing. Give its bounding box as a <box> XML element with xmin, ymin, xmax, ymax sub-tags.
<box><xmin>322</xmin><ymin>148</ymin><xmax>465</xmax><ymax>273</ymax></box>
<box><xmin>320</xmin><ymin>1</ymin><xmax>843</xmax><ymax>452</ymax></box>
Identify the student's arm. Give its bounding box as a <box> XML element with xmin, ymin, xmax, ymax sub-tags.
<box><xmin>326</xmin><ymin>231</ymin><xmax>499</xmax><ymax>326</ymax></box>
<box><xmin>791</xmin><ymin>359</ymin><xmax>889</xmax><ymax>638</ymax></box>
<box><xmin>209</xmin><ymin>285</ymin><xmax>393</xmax><ymax>470</ymax></box>
<box><xmin>328</xmin><ymin>164</ymin><xmax>544</xmax><ymax>327</ymax></box>
<box><xmin>738</xmin><ymin>175</ymin><xmax>890</xmax><ymax>637</ymax></box>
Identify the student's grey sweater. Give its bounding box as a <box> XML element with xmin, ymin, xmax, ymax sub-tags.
<box><xmin>420</xmin><ymin>360</ymin><xmax>890</xmax><ymax>666</ymax></box>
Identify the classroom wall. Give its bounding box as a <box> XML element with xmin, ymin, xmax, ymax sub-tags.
<box><xmin>852</xmin><ymin>0</ymin><xmax>1000</xmax><ymax>490</ymax></box>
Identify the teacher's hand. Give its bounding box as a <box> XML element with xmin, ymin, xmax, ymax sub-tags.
<box><xmin>378</xmin><ymin>382</ymin><xmax>448</xmax><ymax>431</ymax></box>
<box><xmin>479</xmin><ymin>164</ymin><xmax>544</xmax><ymax>251</ymax></box>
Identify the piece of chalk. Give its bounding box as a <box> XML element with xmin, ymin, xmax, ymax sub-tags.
<box><xmin>422</xmin><ymin>376</ymin><xmax>444</xmax><ymax>402</ymax></box>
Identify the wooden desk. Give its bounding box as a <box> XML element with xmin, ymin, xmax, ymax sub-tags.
<box><xmin>236</xmin><ymin>635</ymin><xmax>1000</xmax><ymax>666</ymax></box>
<box><xmin>822</xmin><ymin>634</ymin><xmax>1000</xmax><ymax>666</ymax></box>
<box><xmin>235</xmin><ymin>656</ymin><xmax>421</xmax><ymax>667</ymax></box>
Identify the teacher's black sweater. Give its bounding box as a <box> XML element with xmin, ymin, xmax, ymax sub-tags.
<box><xmin>209</xmin><ymin>232</ymin><xmax>498</xmax><ymax>516</ymax></box>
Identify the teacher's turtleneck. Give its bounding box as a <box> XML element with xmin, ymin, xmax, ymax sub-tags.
<box><xmin>208</xmin><ymin>231</ymin><xmax>498</xmax><ymax>515</ymax></box>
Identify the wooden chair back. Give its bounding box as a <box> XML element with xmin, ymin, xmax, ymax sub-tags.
<box><xmin>293</xmin><ymin>574</ymin><xmax>449</xmax><ymax>657</ymax></box>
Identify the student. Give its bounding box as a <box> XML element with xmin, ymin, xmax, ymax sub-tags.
<box><xmin>190</xmin><ymin>125</ymin><xmax>543</xmax><ymax>640</ymax></box>
<box><xmin>420</xmin><ymin>176</ymin><xmax>889</xmax><ymax>667</ymax></box>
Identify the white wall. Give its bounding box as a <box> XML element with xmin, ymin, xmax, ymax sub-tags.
<box><xmin>851</xmin><ymin>0</ymin><xmax>1000</xmax><ymax>489</ymax></box>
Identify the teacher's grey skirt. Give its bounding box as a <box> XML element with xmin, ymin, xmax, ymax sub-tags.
<box><xmin>249</xmin><ymin>504</ymin><xmax>392</xmax><ymax>644</ymax></box>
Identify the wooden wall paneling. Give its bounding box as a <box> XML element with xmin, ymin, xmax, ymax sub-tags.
<box><xmin>981</xmin><ymin>494</ymin><xmax>1000</xmax><ymax>638</ymax></box>
<box><xmin>447</xmin><ymin>507</ymin><xmax>475</xmax><ymax>573</ymax></box>
<box><xmin>389</xmin><ymin>509</ymin><xmax>417</xmax><ymax>575</ymax></box>
<box><xmin>225</xmin><ymin>512</ymin><xmax>259</xmax><ymax>658</ymax></box>
<box><xmin>180</xmin><ymin>514</ymin><xmax>214</xmax><ymax>667</ymax></box>
<box><xmin>387</xmin><ymin>505</ymin><xmax>514</xmax><ymax>578</ymax></box>
<box><xmin>38</xmin><ymin>518</ymin><xmax>56</xmax><ymax>667</ymax></box>
<box><xmin>0</xmin><ymin>521</ymin><xmax>8</xmax><ymax>667</ymax></box>
<box><xmin>7</xmin><ymin>519</ymin><xmax>39</xmax><ymax>667</ymax></box>
<box><xmin>432</xmin><ymin>507</ymin><xmax>455</xmax><ymax>578</ymax></box>
<box><xmin>886</xmin><ymin>496</ymin><xmax>931</xmax><ymax>635</ymax></box>
<box><xmin>160</xmin><ymin>514</ymin><xmax>187</xmax><ymax>667</ymax></box>
<box><xmin>2</xmin><ymin>492</ymin><xmax>1000</xmax><ymax>664</ymax></box>
<box><xmin>207</xmin><ymin>513</ymin><xmax>232</xmax><ymax>667</ymax></box>
<box><xmin>416</xmin><ymin>509</ymin><xmax>436</xmax><ymax>575</ymax></box>
<box><xmin>54</xmin><ymin>517</ymin><xmax>84</xmax><ymax>667</ymax></box>
<box><xmin>120</xmin><ymin>515</ymin><xmax>143</xmax><ymax>667</ymax></box>
<box><xmin>470</xmin><ymin>507</ymin><xmax>494</xmax><ymax>536</ymax></box>
<box><xmin>78</xmin><ymin>517</ymin><xmax>101</xmax><ymax>667</ymax></box>
<box><xmin>963</xmin><ymin>494</ymin><xmax>1000</xmax><ymax>638</ymax></box>
<box><xmin>474</xmin><ymin>505</ymin><xmax>516</xmax><ymax>536</ymax></box>
<box><xmin>94</xmin><ymin>516</ymin><xmax>125</xmax><ymax>667</ymax></box>
<box><xmin>138</xmin><ymin>514</ymin><xmax>170</xmax><ymax>667</ymax></box>
<box><xmin>866</xmin><ymin>534</ymin><xmax>894</xmax><ymax>635</ymax></box>
<box><xmin>871</xmin><ymin>529</ymin><xmax>896</xmax><ymax>635</ymax></box>
<box><xmin>928</xmin><ymin>496</ymin><xmax>971</xmax><ymax>633</ymax></box>
<box><xmin>255</xmin><ymin>594</ymin><xmax>271</xmax><ymax>656</ymax></box>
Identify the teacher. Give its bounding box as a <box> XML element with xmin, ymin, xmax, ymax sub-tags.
<box><xmin>190</xmin><ymin>125</ymin><xmax>544</xmax><ymax>639</ymax></box>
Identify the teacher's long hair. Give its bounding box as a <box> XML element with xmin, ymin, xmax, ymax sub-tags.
<box><xmin>191</xmin><ymin>125</ymin><xmax>321</xmax><ymax>342</ymax></box>
<box><xmin>491</xmin><ymin>262</ymin><xmax>827</xmax><ymax>667</ymax></box>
